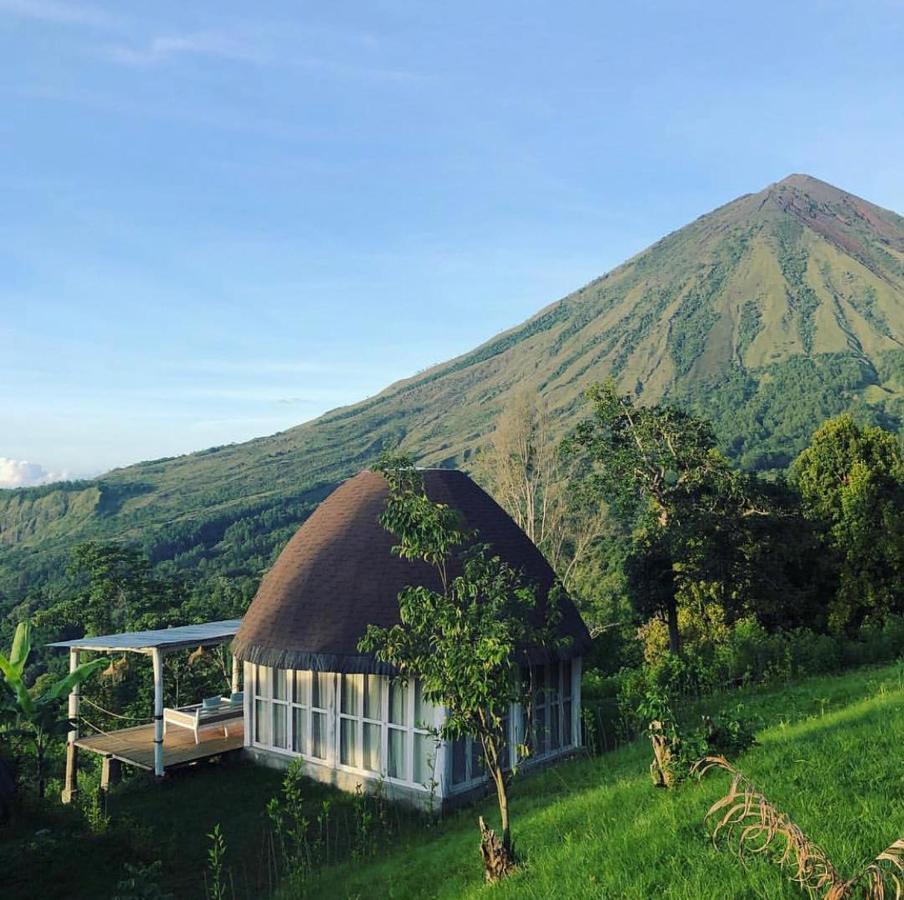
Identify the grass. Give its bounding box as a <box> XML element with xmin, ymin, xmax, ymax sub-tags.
<box><xmin>2</xmin><ymin>662</ymin><xmax>901</xmax><ymax>899</ymax></box>
<box><xmin>291</xmin><ymin>662</ymin><xmax>904</xmax><ymax>899</ymax></box>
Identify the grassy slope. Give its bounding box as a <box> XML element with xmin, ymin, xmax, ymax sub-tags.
<box><xmin>294</xmin><ymin>662</ymin><xmax>904</xmax><ymax>900</ymax></box>
<box><xmin>1</xmin><ymin>175</ymin><xmax>902</xmax><ymax>601</ymax></box>
<box><xmin>2</xmin><ymin>663</ymin><xmax>901</xmax><ymax>899</ymax></box>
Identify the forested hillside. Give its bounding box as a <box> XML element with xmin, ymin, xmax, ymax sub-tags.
<box><xmin>2</xmin><ymin>174</ymin><xmax>902</xmax><ymax>608</ymax></box>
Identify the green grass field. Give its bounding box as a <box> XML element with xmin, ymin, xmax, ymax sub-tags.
<box><xmin>292</xmin><ymin>662</ymin><xmax>904</xmax><ymax>900</ymax></box>
<box><xmin>2</xmin><ymin>662</ymin><xmax>901</xmax><ymax>899</ymax></box>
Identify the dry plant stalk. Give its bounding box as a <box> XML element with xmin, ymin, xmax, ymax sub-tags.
<box><xmin>694</xmin><ymin>756</ymin><xmax>903</xmax><ymax>899</ymax></box>
<box><xmin>649</xmin><ymin>720</ymin><xmax>675</xmax><ymax>788</ymax></box>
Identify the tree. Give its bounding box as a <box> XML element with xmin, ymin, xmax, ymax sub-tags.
<box><xmin>0</xmin><ymin>621</ymin><xmax>106</xmax><ymax>797</ymax></box>
<box><xmin>571</xmin><ymin>381</ymin><xmax>771</xmax><ymax>653</ymax></box>
<box><xmin>36</xmin><ymin>541</ymin><xmax>176</xmax><ymax>637</ymax></box>
<box><xmin>357</xmin><ymin>455</ymin><xmax>562</xmax><ymax>880</ymax></box>
<box><xmin>476</xmin><ymin>388</ymin><xmax>609</xmax><ymax>590</ymax></box>
<box><xmin>790</xmin><ymin>415</ymin><xmax>904</xmax><ymax>631</ymax></box>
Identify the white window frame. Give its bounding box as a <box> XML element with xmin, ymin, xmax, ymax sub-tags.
<box><xmin>250</xmin><ymin>665</ymin><xmax>439</xmax><ymax>792</ymax></box>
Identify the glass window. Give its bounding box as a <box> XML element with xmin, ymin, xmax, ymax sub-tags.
<box><xmin>389</xmin><ymin>680</ymin><xmax>408</xmax><ymax>726</ymax></box>
<box><xmin>563</xmin><ymin>700</ymin><xmax>573</xmax><ymax>746</ymax></box>
<box><xmin>313</xmin><ymin>672</ymin><xmax>331</xmax><ymax>709</ymax></box>
<box><xmin>341</xmin><ymin>675</ymin><xmax>360</xmax><ymax>715</ymax></box>
<box><xmin>562</xmin><ymin>661</ymin><xmax>573</xmax><ymax>699</ymax></box>
<box><xmin>535</xmin><ymin>704</ymin><xmax>547</xmax><ymax>756</ymax></box>
<box><xmin>274</xmin><ymin>669</ymin><xmax>289</xmax><ymax>701</ymax></box>
<box><xmin>256</xmin><ymin>665</ymin><xmax>271</xmax><ymax>698</ymax></box>
<box><xmin>363</xmin><ymin>722</ymin><xmax>381</xmax><ymax>772</ymax></box>
<box><xmin>311</xmin><ymin>711</ymin><xmax>326</xmax><ymax>759</ymax></box>
<box><xmin>294</xmin><ymin>670</ymin><xmax>309</xmax><ymax>705</ymax></box>
<box><xmin>413</xmin><ymin>732</ymin><xmax>435</xmax><ymax>786</ymax></box>
<box><xmin>470</xmin><ymin>737</ymin><xmax>484</xmax><ymax>778</ymax></box>
<box><xmin>255</xmin><ymin>698</ymin><xmax>270</xmax><ymax>745</ymax></box>
<box><xmin>292</xmin><ymin>707</ymin><xmax>306</xmax><ymax>755</ymax></box>
<box><xmin>414</xmin><ymin>680</ymin><xmax>428</xmax><ymax>727</ymax></box>
<box><xmin>363</xmin><ymin>674</ymin><xmax>382</xmax><ymax>720</ymax></box>
<box><xmin>340</xmin><ymin>717</ymin><xmax>359</xmax><ymax>767</ymax></box>
<box><xmin>273</xmin><ymin>703</ymin><xmax>288</xmax><ymax>749</ymax></box>
<box><xmin>388</xmin><ymin>727</ymin><xmax>406</xmax><ymax>779</ymax></box>
<box><xmin>451</xmin><ymin>738</ymin><xmax>467</xmax><ymax>785</ymax></box>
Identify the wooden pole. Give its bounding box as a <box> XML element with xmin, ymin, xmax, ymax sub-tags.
<box><xmin>61</xmin><ymin>648</ymin><xmax>80</xmax><ymax>804</ymax></box>
<box><xmin>152</xmin><ymin>648</ymin><xmax>165</xmax><ymax>778</ymax></box>
<box><xmin>231</xmin><ymin>654</ymin><xmax>240</xmax><ymax>695</ymax></box>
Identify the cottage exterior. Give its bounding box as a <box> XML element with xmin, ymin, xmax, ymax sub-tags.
<box><xmin>233</xmin><ymin>468</ymin><xmax>590</xmax><ymax>808</ymax></box>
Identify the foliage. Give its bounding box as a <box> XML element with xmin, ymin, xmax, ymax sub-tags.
<box><xmin>571</xmin><ymin>380</ymin><xmax>779</xmax><ymax>653</ymax></box>
<box><xmin>289</xmin><ymin>662</ymin><xmax>904</xmax><ymax>899</ymax></box>
<box><xmin>696</xmin><ymin>756</ymin><xmax>903</xmax><ymax>899</ymax></box>
<box><xmin>0</xmin><ymin>620</ymin><xmax>107</xmax><ymax>797</ymax></box>
<box><xmin>474</xmin><ymin>388</ymin><xmax>610</xmax><ymax>587</ymax></box>
<box><xmin>206</xmin><ymin>823</ymin><xmax>230</xmax><ymax>900</ymax></box>
<box><xmin>358</xmin><ymin>453</ymin><xmax>564</xmax><ymax>875</ymax></box>
<box><xmin>791</xmin><ymin>414</ymin><xmax>904</xmax><ymax>631</ymax></box>
<box><xmin>113</xmin><ymin>861</ymin><xmax>174</xmax><ymax>900</ymax></box>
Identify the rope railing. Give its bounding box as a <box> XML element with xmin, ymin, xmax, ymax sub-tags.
<box><xmin>80</xmin><ymin>696</ymin><xmax>149</xmax><ymax>723</ymax></box>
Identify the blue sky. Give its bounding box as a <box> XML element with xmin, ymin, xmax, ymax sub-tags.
<box><xmin>1</xmin><ymin>0</ymin><xmax>902</xmax><ymax>484</ymax></box>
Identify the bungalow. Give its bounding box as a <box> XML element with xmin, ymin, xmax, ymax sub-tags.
<box><xmin>232</xmin><ymin>468</ymin><xmax>590</xmax><ymax>809</ymax></box>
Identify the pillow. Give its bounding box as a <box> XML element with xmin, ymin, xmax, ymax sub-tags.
<box><xmin>230</xmin><ymin>692</ymin><xmax>244</xmax><ymax>704</ymax></box>
<box><xmin>202</xmin><ymin>696</ymin><xmax>221</xmax><ymax>710</ymax></box>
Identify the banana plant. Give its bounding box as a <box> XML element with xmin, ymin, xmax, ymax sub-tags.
<box><xmin>0</xmin><ymin>621</ymin><xmax>107</xmax><ymax>798</ymax></box>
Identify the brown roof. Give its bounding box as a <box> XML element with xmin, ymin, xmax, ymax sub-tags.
<box><xmin>233</xmin><ymin>468</ymin><xmax>590</xmax><ymax>673</ymax></box>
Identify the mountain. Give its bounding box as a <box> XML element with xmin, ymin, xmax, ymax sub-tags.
<box><xmin>2</xmin><ymin>174</ymin><xmax>903</xmax><ymax>604</ymax></box>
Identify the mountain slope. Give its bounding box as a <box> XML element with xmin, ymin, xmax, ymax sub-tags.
<box><xmin>2</xmin><ymin>174</ymin><xmax>903</xmax><ymax>602</ymax></box>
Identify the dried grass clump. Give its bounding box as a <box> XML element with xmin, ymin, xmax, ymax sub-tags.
<box><xmin>694</xmin><ymin>756</ymin><xmax>902</xmax><ymax>899</ymax></box>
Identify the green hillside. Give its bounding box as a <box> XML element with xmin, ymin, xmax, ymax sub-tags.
<box><xmin>2</xmin><ymin>174</ymin><xmax>902</xmax><ymax>603</ymax></box>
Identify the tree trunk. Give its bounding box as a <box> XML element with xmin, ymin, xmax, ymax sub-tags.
<box><xmin>666</xmin><ymin>600</ymin><xmax>681</xmax><ymax>655</ymax></box>
<box><xmin>479</xmin><ymin>769</ymin><xmax>516</xmax><ymax>881</ymax></box>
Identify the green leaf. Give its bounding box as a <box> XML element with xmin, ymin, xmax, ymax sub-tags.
<box><xmin>42</xmin><ymin>657</ymin><xmax>108</xmax><ymax>702</ymax></box>
<box><xmin>9</xmin><ymin>621</ymin><xmax>32</xmax><ymax>677</ymax></box>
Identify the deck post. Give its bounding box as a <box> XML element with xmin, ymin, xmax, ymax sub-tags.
<box><xmin>231</xmin><ymin>654</ymin><xmax>241</xmax><ymax>695</ymax></box>
<box><xmin>152</xmin><ymin>648</ymin><xmax>165</xmax><ymax>777</ymax></box>
<box><xmin>61</xmin><ymin>648</ymin><xmax>80</xmax><ymax>804</ymax></box>
<box><xmin>100</xmin><ymin>756</ymin><xmax>121</xmax><ymax>791</ymax></box>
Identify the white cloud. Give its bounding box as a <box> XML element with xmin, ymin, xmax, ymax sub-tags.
<box><xmin>0</xmin><ymin>0</ymin><xmax>114</xmax><ymax>28</ymax></box>
<box><xmin>104</xmin><ymin>32</ymin><xmax>265</xmax><ymax>67</ymax></box>
<box><xmin>0</xmin><ymin>457</ymin><xmax>71</xmax><ymax>489</ymax></box>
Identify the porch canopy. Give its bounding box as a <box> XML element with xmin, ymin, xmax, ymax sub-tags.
<box><xmin>49</xmin><ymin>619</ymin><xmax>243</xmax><ymax>793</ymax></box>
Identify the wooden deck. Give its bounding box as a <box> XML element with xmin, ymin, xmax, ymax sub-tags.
<box><xmin>75</xmin><ymin>719</ymin><xmax>245</xmax><ymax>771</ymax></box>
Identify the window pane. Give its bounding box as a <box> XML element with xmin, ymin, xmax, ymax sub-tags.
<box><xmin>311</xmin><ymin>712</ymin><xmax>326</xmax><ymax>759</ymax></box>
<box><xmin>340</xmin><ymin>718</ymin><xmax>359</xmax><ymax>767</ymax></box>
<box><xmin>388</xmin><ymin>727</ymin><xmax>406</xmax><ymax>779</ymax></box>
<box><xmin>363</xmin><ymin>722</ymin><xmax>381</xmax><ymax>772</ymax></box>
<box><xmin>500</xmin><ymin>716</ymin><xmax>511</xmax><ymax>772</ymax></box>
<box><xmin>550</xmin><ymin>703</ymin><xmax>561</xmax><ymax>750</ymax></box>
<box><xmin>562</xmin><ymin>661</ymin><xmax>572</xmax><ymax>699</ymax></box>
<box><xmin>470</xmin><ymin>737</ymin><xmax>484</xmax><ymax>779</ymax></box>
<box><xmin>256</xmin><ymin>666</ymin><xmax>271</xmax><ymax>699</ymax></box>
<box><xmin>563</xmin><ymin>700</ymin><xmax>573</xmax><ymax>746</ymax></box>
<box><xmin>274</xmin><ymin>669</ymin><xmax>288</xmax><ymax>701</ymax></box>
<box><xmin>413</xmin><ymin>732</ymin><xmax>435</xmax><ymax>786</ymax></box>
<box><xmin>312</xmin><ymin>672</ymin><xmax>330</xmax><ymax>709</ymax></box>
<box><xmin>414</xmin><ymin>680</ymin><xmax>427</xmax><ymax>727</ymax></box>
<box><xmin>532</xmin><ymin>665</ymin><xmax>545</xmax><ymax>704</ymax></box>
<box><xmin>389</xmin><ymin>681</ymin><xmax>408</xmax><ymax>725</ymax></box>
<box><xmin>255</xmin><ymin>699</ymin><xmax>270</xmax><ymax>745</ymax></box>
<box><xmin>294</xmin><ymin>670</ymin><xmax>309</xmax><ymax>705</ymax></box>
<box><xmin>547</xmin><ymin>664</ymin><xmax>559</xmax><ymax>704</ymax></box>
<box><xmin>292</xmin><ymin>707</ymin><xmax>306</xmax><ymax>755</ymax></box>
<box><xmin>451</xmin><ymin>737</ymin><xmax>467</xmax><ymax>785</ymax></box>
<box><xmin>341</xmin><ymin>675</ymin><xmax>360</xmax><ymax>715</ymax></box>
<box><xmin>273</xmin><ymin>703</ymin><xmax>288</xmax><ymax>749</ymax></box>
<box><xmin>363</xmin><ymin>674</ymin><xmax>382</xmax><ymax>720</ymax></box>
<box><xmin>535</xmin><ymin>705</ymin><xmax>547</xmax><ymax>756</ymax></box>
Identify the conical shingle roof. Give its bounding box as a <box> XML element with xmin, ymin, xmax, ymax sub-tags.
<box><xmin>233</xmin><ymin>468</ymin><xmax>590</xmax><ymax>673</ymax></box>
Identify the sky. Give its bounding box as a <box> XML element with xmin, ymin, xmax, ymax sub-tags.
<box><xmin>1</xmin><ymin>0</ymin><xmax>902</xmax><ymax>485</ymax></box>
